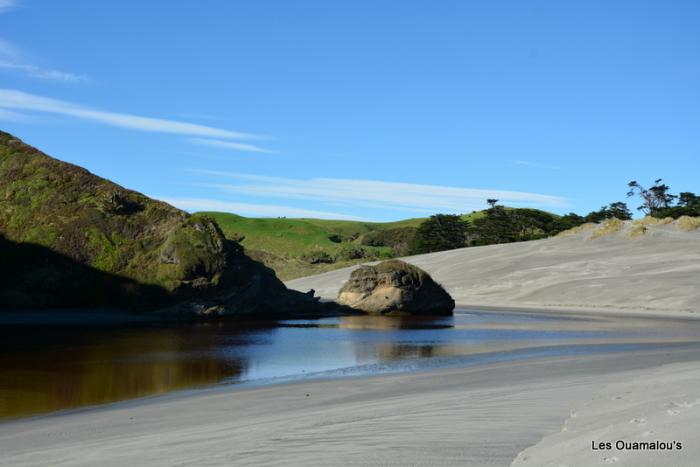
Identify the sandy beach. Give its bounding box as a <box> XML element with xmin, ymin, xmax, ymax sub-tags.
<box><xmin>513</xmin><ymin>360</ymin><xmax>700</xmax><ymax>466</ymax></box>
<box><xmin>3</xmin><ymin>222</ymin><xmax>700</xmax><ymax>466</ymax></box>
<box><xmin>0</xmin><ymin>339</ymin><xmax>699</xmax><ymax>467</ymax></box>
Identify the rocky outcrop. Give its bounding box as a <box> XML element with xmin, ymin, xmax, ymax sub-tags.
<box><xmin>156</xmin><ymin>240</ymin><xmax>330</xmax><ymax>317</ymax></box>
<box><xmin>337</xmin><ymin>260</ymin><xmax>454</xmax><ymax>315</ymax></box>
<box><xmin>0</xmin><ymin>130</ymin><xmax>331</xmax><ymax>316</ymax></box>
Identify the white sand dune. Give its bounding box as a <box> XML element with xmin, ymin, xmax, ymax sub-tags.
<box><xmin>287</xmin><ymin>219</ymin><xmax>700</xmax><ymax>315</ymax></box>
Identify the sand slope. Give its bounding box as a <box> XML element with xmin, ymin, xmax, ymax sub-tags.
<box><xmin>287</xmin><ymin>219</ymin><xmax>700</xmax><ymax>314</ymax></box>
<box><xmin>2</xmin><ymin>347</ymin><xmax>700</xmax><ymax>467</ymax></box>
<box><xmin>512</xmin><ymin>361</ymin><xmax>700</xmax><ymax>466</ymax></box>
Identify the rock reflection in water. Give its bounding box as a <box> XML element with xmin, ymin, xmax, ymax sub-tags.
<box><xmin>5</xmin><ymin>310</ymin><xmax>698</xmax><ymax>419</ymax></box>
<box><xmin>340</xmin><ymin>315</ymin><xmax>453</xmax><ymax>363</ymax></box>
<box><xmin>0</xmin><ymin>322</ymin><xmax>269</xmax><ymax>418</ymax></box>
<box><xmin>338</xmin><ymin>315</ymin><xmax>454</xmax><ymax>330</ymax></box>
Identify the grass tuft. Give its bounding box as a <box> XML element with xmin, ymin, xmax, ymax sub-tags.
<box><xmin>675</xmin><ymin>216</ymin><xmax>700</xmax><ymax>231</ymax></box>
<box><xmin>590</xmin><ymin>218</ymin><xmax>624</xmax><ymax>239</ymax></box>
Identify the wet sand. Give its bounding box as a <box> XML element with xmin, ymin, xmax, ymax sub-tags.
<box><xmin>1</xmin><ymin>342</ymin><xmax>699</xmax><ymax>466</ymax></box>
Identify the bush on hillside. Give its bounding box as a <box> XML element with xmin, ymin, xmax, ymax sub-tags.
<box><xmin>651</xmin><ymin>192</ymin><xmax>700</xmax><ymax>219</ymax></box>
<box><xmin>583</xmin><ymin>201</ymin><xmax>632</xmax><ymax>223</ymax></box>
<box><xmin>360</xmin><ymin>226</ymin><xmax>417</xmax><ymax>256</ymax></box>
<box><xmin>336</xmin><ymin>246</ymin><xmax>367</xmax><ymax>261</ymax></box>
<box><xmin>467</xmin><ymin>206</ymin><xmax>558</xmax><ymax>246</ymax></box>
<box><xmin>301</xmin><ymin>250</ymin><xmax>335</xmax><ymax>264</ymax></box>
<box><xmin>410</xmin><ymin>214</ymin><xmax>469</xmax><ymax>254</ymax></box>
<box><xmin>98</xmin><ymin>191</ymin><xmax>144</xmax><ymax>215</ymax></box>
<box><xmin>328</xmin><ymin>234</ymin><xmax>343</xmax><ymax>243</ymax></box>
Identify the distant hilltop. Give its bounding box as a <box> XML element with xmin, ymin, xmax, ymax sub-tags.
<box><xmin>205</xmin><ymin>180</ymin><xmax>700</xmax><ymax>281</ymax></box>
<box><xmin>202</xmin><ymin>207</ymin><xmax>563</xmax><ymax>280</ymax></box>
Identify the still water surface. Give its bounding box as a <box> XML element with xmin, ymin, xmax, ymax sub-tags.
<box><xmin>1</xmin><ymin>309</ymin><xmax>699</xmax><ymax>419</ymax></box>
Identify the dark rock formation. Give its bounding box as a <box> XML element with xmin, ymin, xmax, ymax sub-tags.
<box><xmin>337</xmin><ymin>259</ymin><xmax>454</xmax><ymax>315</ymax></box>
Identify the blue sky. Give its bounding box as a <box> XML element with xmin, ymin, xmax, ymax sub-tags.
<box><xmin>0</xmin><ymin>0</ymin><xmax>698</xmax><ymax>221</ymax></box>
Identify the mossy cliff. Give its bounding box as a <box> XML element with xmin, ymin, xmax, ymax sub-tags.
<box><xmin>0</xmin><ymin>131</ymin><xmax>323</xmax><ymax>315</ymax></box>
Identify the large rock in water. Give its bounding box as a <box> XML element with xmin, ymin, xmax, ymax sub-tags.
<box><xmin>0</xmin><ymin>130</ymin><xmax>324</xmax><ymax>316</ymax></box>
<box><xmin>337</xmin><ymin>260</ymin><xmax>454</xmax><ymax>315</ymax></box>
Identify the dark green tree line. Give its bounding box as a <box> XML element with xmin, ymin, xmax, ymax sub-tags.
<box><xmin>409</xmin><ymin>214</ymin><xmax>469</xmax><ymax>254</ymax></box>
<box><xmin>408</xmin><ymin>179</ymin><xmax>697</xmax><ymax>256</ymax></box>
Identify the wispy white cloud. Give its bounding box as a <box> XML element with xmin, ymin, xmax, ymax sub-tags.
<box><xmin>0</xmin><ymin>0</ymin><xmax>17</xmax><ymax>14</ymax></box>
<box><xmin>0</xmin><ymin>107</ymin><xmax>29</xmax><ymax>121</ymax></box>
<box><xmin>0</xmin><ymin>60</ymin><xmax>87</xmax><ymax>83</ymax></box>
<box><xmin>510</xmin><ymin>159</ymin><xmax>561</xmax><ymax>171</ymax></box>
<box><xmin>155</xmin><ymin>196</ymin><xmax>364</xmax><ymax>220</ymax></box>
<box><xmin>190</xmin><ymin>137</ymin><xmax>276</xmax><ymax>154</ymax></box>
<box><xmin>0</xmin><ymin>89</ymin><xmax>265</xmax><ymax>142</ymax></box>
<box><xmin>0</xmin><ymin>35</ymin><xmax>87</xmax><ymax>83</ymax></box>
<box><xmin>189</xmin><ymin>170</ymin><xmax>567</xmax><ymax>214</ymax></box>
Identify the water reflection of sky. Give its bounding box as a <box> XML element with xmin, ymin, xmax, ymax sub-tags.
<box><xmin>2</xmin><ymin>310</ymin><xmax>700</xmax><ymax>418</ymax></box>
<box><xmin>229</xmin><ymin>311</ymin><xmax>674</xmax><ymax>383</ymax></box>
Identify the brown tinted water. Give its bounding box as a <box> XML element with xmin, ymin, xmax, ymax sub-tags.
<box><xmin>2</xmin><ymin>309</ymin><xmax>700</xmax><ymax>419</ymax></box>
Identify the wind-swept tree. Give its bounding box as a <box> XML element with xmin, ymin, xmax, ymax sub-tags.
<box><xmin>678</xmin><ymin>192</ymin><xmax>700</xmax><ymax>210</ymax></box>
<box><xmin>653</xmin><ymin>191</ymin><xmax>700</xmax><ymax>218</ymax></box>
<box><xmin>627</xmin><ymin>179</ymin><xmax>676</xmax><ymax>215</ymax></box>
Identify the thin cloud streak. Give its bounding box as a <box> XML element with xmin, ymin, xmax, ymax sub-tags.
<box><xmin>190</xmin><ymin>137</ymin><xmax>276</xmax><ymax>154</ymax></box>
<box><xmin>0</xmin><ymin>89</ymin><xmax>262</xmax><ymax>140</ymax></box>
<box><xmin>189</xmin><ymin>170</ymin><xmax>568</xmax><ymax>214</ymax></box>
<box><xmin>0</xmin><ymin>35</ymin><xmax>86</xmax><ymax>83</ymax></box>
<box><xmin>0</xmin><ymin>60</ymin><xmax>87</xmax><ymax>83</ymax></box>
<box><xmin>510</xmin><ymin>159</ymin><xmax>561</xmax><ymax>171</ymax></box>
<box><xmin>156</xmin><ymin>196</ymin><xmax>364</xmax><ymax>220</ymax></box>
<box><xmin>0</xmin><ymin>107</ymin><xmax>29</xmax><ymax>121</ymax></box>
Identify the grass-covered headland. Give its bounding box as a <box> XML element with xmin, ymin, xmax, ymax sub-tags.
<box><xmin>0</xmin><ymin>131</ymin><xmax>325</xmax><ymax>315</ymax></box>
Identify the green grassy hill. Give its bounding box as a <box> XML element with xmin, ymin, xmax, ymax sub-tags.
<box><xmin>200</xmin><ymin>211</ymin><xmax>486</xmax><ymax>280</ymax></box>
<box><xmin>0</xmin><ymin>131</ymin><xmax>323</xmax><ymax>315</ymax></box>
<box><xmin>0</xmin><ymin>130</ymin><xmax>233</xmax><ymax>308</ymax></box>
